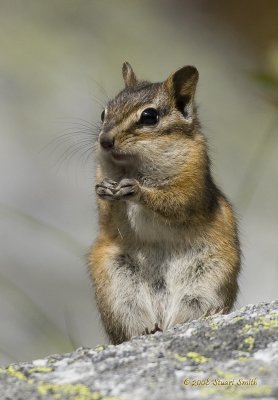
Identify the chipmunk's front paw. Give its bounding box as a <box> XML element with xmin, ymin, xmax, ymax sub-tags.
<box><xmin>95</xmin><ymin>178</ymin><xmax>117</xmax><ymax>200</ymax></box>
<box><xmin>114</xmin><ymin>178</ymin><xmax>140</xmax><ymax>200</ymax></box>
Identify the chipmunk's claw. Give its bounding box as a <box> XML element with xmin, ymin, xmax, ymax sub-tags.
<box><xmin>151</xmin><ymin>322</ymin><xmax>163</xmax><ymax>334</ymax></box>
<box><xmin>142</xmin><ymin>323</ymin><xmax>163</xmax><ymax>336</ymax></box>
<box><xmin>114</xmin><ymin>178</ymin><xmax>140</xmax><ymax>200</ymax></box>
<box><xmin>142</xmin><ymin>327</ymin><xmax>150</xmax><ymax>335</ymax></box>
<box><xmin>96</xmin><ymin>177</ymin><xmax>140</xmax><ymax>201</ymax></box>
<box><xmin>95</xmin><ymin>178</ymin><xmax>117</xmax><ymax>200</ymax></box>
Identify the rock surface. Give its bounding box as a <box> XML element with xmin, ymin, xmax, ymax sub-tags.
<box><xmin>0</xmin><ymin>301</ymin><xmax>278</xmax><ymax>400</ymax></box>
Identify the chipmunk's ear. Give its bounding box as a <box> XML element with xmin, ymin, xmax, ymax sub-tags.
<box><xmin>122</xmin><ymin>62</ymin><xmax>138</xmax><ymax>88</ymax></box>
<box><xmin>164</xmin><ymin>66</ymin><xmax>199</xmax><ymax>119</ymax></box>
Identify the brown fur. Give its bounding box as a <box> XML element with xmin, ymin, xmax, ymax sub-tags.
<box><xmin>88</xmin><ymin>63</ymin><xmax>241</xmax><ymax>345</ymax></box>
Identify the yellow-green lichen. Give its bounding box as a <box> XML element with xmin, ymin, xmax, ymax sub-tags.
<box><xmin>186</xmin><ymin>352</ymin><xmax>208</xmax><ymax>364</ymax></box>
<box><xmin>209</xmin><ymin>321</ymin><xmax>219</xmax><ymax>330</ymax></box>
<box><xmin>235</xmin><ymin>351</ymin><xmax>250</xmax><ymax>363</ymax></box>
<box><xmin>242</xmin><ymin>315</ymin><xmax>278</xmax><ymax>335</ymax></box>
<box><xmin>95</xmin><ymin>345</ymin><xmax>105</xmax><ymax>352</ymax></box>
<box><xmin>2</xmin><ymin>365</ymin><xmax>124</xmax><ymax>400</ymax></box>
<box><xmin>37</xmin><ymin>382</ymin><xmax>93</xmax><ymax>397</ymax></box>
<box><xmin>5</xmin><ymin>366</ymin><xmax>29</xmax><ymax>382</ymax></box>
<box><xmin>243</xmin><ymin>336</ymin><xmax>255</xmax><ymax>351</ymax></box>
<box><xmin>36</xmin><ymin>381</ymin><xmax>124</xmax><ymax>400</ymax></box>
<box><xmin>37</xmin><ymin>382</ymin><xmax>124</xmax><ymax>400</ymax></box>
<box><xmin>270</xmin><ymin>311</ymin><xmax>278</xmax><ymax>317</ymax></box>
<box><xmin>174</xmin><ymin>353</ymin><xmax>187</xmax><ymax>362</ymax></box>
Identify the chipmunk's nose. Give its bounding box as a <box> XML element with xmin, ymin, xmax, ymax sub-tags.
<box><xmin>100</xmin><ymin>134</ymin><xmax>114</xmax><ymax>150</ymax></box>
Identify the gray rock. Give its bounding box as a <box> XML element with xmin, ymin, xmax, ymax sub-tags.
<box><xmin>1</xmin><ymin>301</ymin><xmax>278</xmax><ymax>399</ymax></box>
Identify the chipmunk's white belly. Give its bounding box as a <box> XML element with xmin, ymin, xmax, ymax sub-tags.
<box><xmin>126</xmin><ymin>202</ymin><xmax>176</xmax><ymax>243</ymax></box>
<box><xmin>116</xmin><ymin>243</ymin><xmax>218</xmax><ymax>332</ymax></box>
<box><xmin>122</xmin><ymin>202</ymin><xmax>222</xmax><ymax>332</ymax></box>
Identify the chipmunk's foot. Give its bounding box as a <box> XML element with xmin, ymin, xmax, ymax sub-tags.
<box><xmin>151</xmin><ymin>323</ymin><xmax>163</xmax><ymax>334</ymax></box>
<box><xmin>142</xmin><ymin>323</ymin><xmax>163</xmax><ymax>336</ymax></box>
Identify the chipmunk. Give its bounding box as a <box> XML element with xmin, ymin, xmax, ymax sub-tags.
<box><xmin>88</xmin><ymin>62</ymin><xmax>241</xmax><ymax>345</ymax></box>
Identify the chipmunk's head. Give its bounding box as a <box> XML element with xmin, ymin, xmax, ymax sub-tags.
<box><xmin>98</xmin><ymin>62</ymin><xmax>205</xmax><ymax>177</ymax></box>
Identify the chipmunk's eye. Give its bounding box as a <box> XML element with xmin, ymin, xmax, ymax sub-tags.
<box><xmin>101</xmin><ymin>110</ymin><xmax>105</xmax><ymax>122</ymax></box>
<box><xmin>139</xmin><ymin>108</ymin><xmax>159</xmax><ymax>126</ymax></box>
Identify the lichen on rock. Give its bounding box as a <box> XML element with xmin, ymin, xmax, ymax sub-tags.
<box><xmin>0</xmin><ymin>301</ymin><xmax>278</xmax><ymax>399</ymax></box>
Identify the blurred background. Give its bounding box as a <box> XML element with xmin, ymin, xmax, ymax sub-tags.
<box><xmin>0</xmin><ymin>0</ymin><xmax>278</xmax><ymax>366</ymax></box>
